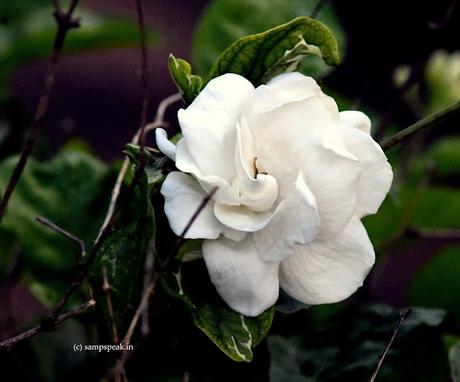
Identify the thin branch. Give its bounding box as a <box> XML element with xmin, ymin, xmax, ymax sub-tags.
<box><xmin>141</xmin><ymin>237</ymin><xmax>156</xmax><ymax>337</ymax></box>
<box><xmin>134</xmin><ymin>0</ymin><xmax>150</xmax><ymax>151</ymax></box>
<box><xmin>49</xmin><ymin>214</ymin><xmax>117</xmax><ymax>321</ymax></box>
<box><xmin>406</xmin><ymin>227</ymin><xmax>460</xmax><ymax>241</ymax></box>
<box><xmin>96</xmin><ymin>92</ymin><xmax>181</xmax><ymax>242</ymax></box>
<box><xmin>369</xmin><ymin>309</ymin><xmax>412</xmax><ymax>382</ymax></box>
<box><xmin>373</xmin><ymin>59</ymin><xmax>428</xmax><ymax>141</ymax></box>
<box><xmin>428</xmin><ymin>0</ymin><xmax>459</xmax><ymax>29</ymax></box>
<box><xmin>102</xmin><ymin>267</ymin><xmax>119</xmax><ymax>344</ymax></box>
<box><xmin>59</xmin><ymin>93</ymin><xmax>181</xmax><ymax>335</ymax></box>
<box><xmin>125</xmin><ymin>186</ymin><xmax>218</xmax><ymax>344</ymax></box>
<box><xmin>109</xmin><ymin>187</ymin><xmax>218</xmax><ymax>379</ymax></box>
<box><xmin>381</xmin><ymin>101</ymin><xmax>460</xmax><ymax>151</ymax></box>
<box><xmin>36</xmin><ymin>216</ymin><xmax>85</xmax><ymax>257</ymax></box>
<box><xmin>0</xmin><ymin>0</ymin><xmax>80</xmax><ymax>223</ymax></box>
<box><xmin>310</xmin><ymin>0</ymin><xmax>327</xmax><ymax>18</ymax></box>
<box><xmin>0</xmin><ymin>300</ymin><xmax>95</xmax><ymax>351</ymax></box>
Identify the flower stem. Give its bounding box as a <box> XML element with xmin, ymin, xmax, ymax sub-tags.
<box><xmin>380</xmin><ymin>101</ymin><xmax>460</xmax><ymax>151</ymax></box>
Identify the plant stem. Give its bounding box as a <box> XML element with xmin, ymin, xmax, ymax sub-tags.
<box><xmin>0</xmin><ymin>300</ymin><xmax>95</xmax><ymax>351</ymax></box>
<box><xmin>0</xmin><ymin>0</ymin><xmax>80</xmax><ymax>223</ymax></box>
<box><xmin>369</xmin><ymin>309</ymin><xmax>412</xmax><ymax>382</ymax></box>
<box><xmin>380</xmin><ymin>101</ymin><xmax>460</xmax><ymax>151</ymax></box>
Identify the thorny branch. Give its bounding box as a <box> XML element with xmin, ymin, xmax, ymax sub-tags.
<box><xmin>0</xmin><ymin>300</ymin><xmax>95</xmax><ymax>351</ymax></box>
<box><xmin>369</xmin><ymin>309</ymin><xmax>412</xmax><ymax>382</ymax></box>
<box><xmin>0</xmin><ymin>0</ymin><xmax>81</xmax><ymax>223</ymax></box>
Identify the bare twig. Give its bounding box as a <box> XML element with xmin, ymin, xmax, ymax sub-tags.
<box><xmin>373</xmin><ymin>59</ymin><xmax>427</xmax><ymax>141</ymax></box>
<box><xmin>310</xmin><ymin>0</ymin><xmax>327</xmax><ymax>18</ymax></box>
<box><xmin>134</xmin><ymin>0</ymin><xmax>150</xmax><ymax>151</ymax></box>
<box><xmin>0</xmin><ymin>300</ymin><xmax>95</xmax><ymax>351</ymax></box>
<box><xmin>36</xmin><ymin>216</ymin><xmax>85</xmax><ymax>257</ymax></box>
<box><xmin>406</xmin><ymin>227</ymin><xmax>460</xmax><ymax>241</ymax></box>
<box><xmin>127</xmin><ymin>186</ymin><xmax>217</xmax><ymax>344</ymax></box>
<box><xmin>50</xmin><ymin>213</ymin><xmax>118</xmax><ymax>322</ymax></box>
<box><xmin>369</xmin><ymin>309</ymin><xmax>412</xmax><ymax>382</ymax></box>
<box><xmin>0</xmin><ymin>0</ymin><xmax>81</xmax><ymax>222</ymax></box>
<box><xmin>428</xmin><ymin>0</ymin><xmax>459</xmax><ymax>29</ymax></box>
<box><xmin>109</xmin><ymin>187</ymin><xmax>218</xmax><ymax>379</ymax></box>
<box><xmin>102</xmin><ymin>267</ymin><xmax>119</xmax><ymax>344</ymax></box>
<box><xmin>141</xmin><ymin>237</ymin><xmax>156</xmax><ymax>337</ymax></box>
<box><xmin>62</xmin><ymin>93</ymin><xmax>180</xmax><ymax>343</ymax></box>
<box><xmin>381</xmin><ymin>101</ymin><xmax>460</xmax><ymax>151</ymax></box>
<box><xmin>96</xmin><ymin>92</ymin><xmax>181</xmax><ymax>242</ymax></box>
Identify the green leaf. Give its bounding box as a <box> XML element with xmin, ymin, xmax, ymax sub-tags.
<box><xmin>410</xmin><ymin>187</ymin><xmax>460</xmax><ymax>229</ymax></box>
<box><xmin>123</xmin><ymin>143</ymin><xmax>168</xmax><ymax>189</ymax></box>
<box><xmin>0</xmin><ymin>0</ymin><xmax>49</xmax><ymax>21</ymax></box>
<box><xmin>176</xmin><ymin>239</ymin><xmax>203</xmax><ymax>262</ymax></box>
<box><xmin>0</xmin><ymin>6</ymin><xmax>156</xmax><ymax>101</ymax></box>
<box><xmin>268</xmin><ymin>304</ymin><xmax>448</xmax><ymax>381</ymax></box>
<box><xmin>431</xmin><ymin>137</ymin><xmax>460</xmax><ymax>178</ymax></box>
<box><xmin>450</xmin><ymin>341</ymin><xmax>460</xmax><ymax>382</ymax></box>
<box><xmin>410</xmin><ymin>247</ymin><xmax>460</xmax><ymax>327</ymax></box>
<box><xmin>0</xmin><ymin>147</ymin><xmax>112</xmax><ymax>275</ymax></box>
<box><xmin>163</xmin><ymin>260</ymin><xmax>274</xmax><ymax>362</ymax></box>
<box><xmin>191</xmin><ymin>303</ymin><xmax>274</xmax><ymax>362</ymax></box>
<box><xmin>92</xmin><ymin>169</ymin><xmax>155</xmax><ymax>331</ymax></box>
<box><xmin>206</xmin><ymin>16</ymin><xmax>339</xmax><ymax>86</ymax></box>
<box><xmin>168</xmin><ymin>54</ymin><xmax>203</xmax><ymax>104</ymax></box>
<box><xmin>192</xmin><ymin>0</ymin><xmax>345</xmax><ymax>80</ymax></box>
<box><xmin>363</xmin><ymin>185</ymin><xmax>460</xmax><ymax>252</ymax></box>
<box><xmin>268</xmin><ymin>336</ymin><xmax>310</xmax><ymax>382</ymax></box>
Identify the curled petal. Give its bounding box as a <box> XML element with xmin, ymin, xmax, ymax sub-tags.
<box><xmin>160</xmin><ymin>172</ymin><xmax>222</xmax><ymax>239</ymax></box>
<box><xmin>302</xmin><ymin>140</ymin><xmax>362</xmax><ymax>240</ymax></box>
<box><xmin>340</xmin><ymin>110</ymin><xmax>371</xmax><ymax>134</ymax></box>
<box><xmin>247</xmin><ymin>98</ymin><xmax>346</xmax><ymax>185</ymax></box>
<box><xmin>234</xmin><ymin>121</ymin><xmax>279</xmax><ymax>212</ymax></box>
<box><xmin>203</xmin><ymin>237</ymin><xmax>280</xmax><ymax>317</ymax></box>
<box><xmin>253</xmin><ymin>171</ymin><xmax>320</xmax><ymax>262</ymax></box>
<box><xmin>213</xmin><ymin>203</ymin><xmax>280</xmax><ymax>233</ymax></box>
<box><xmin>155</xmin><ymin>128</ymin><xmax>176</xmax><ymax>160</ymax></box>
<box><xmin>176</xmin><ymin>139</ymin><xmax>239</xmax><ymax>205</ymax></box>
<box><xmin>178</xmin><ymin>73</ymin><xmax>254</xmax><ymax>181</ymax></box>
<box><xmin>341</xmin><ymin>124</ymin><xmax>393</xmax><ymax>218</ymax></box>
<box><xmin>279</xmin><ymin>216</ymin><xmax>375</xmax><ymax>305</ymax></box>
<box><xmin>251</xmin><ymin>72</ymin><xmax>320</xmax><ymax>113</ymax></box>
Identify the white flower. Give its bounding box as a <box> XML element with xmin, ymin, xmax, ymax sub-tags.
<box><xmin>156</xmin><ymin>72</ymin><xmax>392</xmax><ymax>317</ymax></box>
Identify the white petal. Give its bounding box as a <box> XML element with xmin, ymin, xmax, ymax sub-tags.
<box><xmin>302</xmin><ymin>139</ymin><xmax>362</xmax><ymax>240</ymax></box>
<box><xmin>251</xmin><ymin>72</ymin><xmax>320</xmax><ymax>113</ymax></box>
<box><xmin>178</xmin><ymin>73</ymin><xmax>254</xmax><ymax>181</ymax></box>
<box><xmin>279</xmin><ymin>216</ymin><xmax>375</xmax><ymax>305</ymax></box>
<box><xmin>340</xmin><ymin>110</ymin><xmax>371</xmax><ymax>134</ymax></box>
<box><xmin>203</xmin><ymin>237</ymin><xmax>279</xmax><ymax>316</ymax></box>
<box><xmin>341</xmin><ymin>125</ymin><xmax>393</xmax><ymax>218</ymax></box>
<box><xmin>160</xmin><ymin>172</ymin><xmax>222</xmax><ymax>239</ymax></box>
<box><xmin>246</xmin><ymin>98</ymin><xmax>346</xmax><ymax>189</ymax></box>
<box><xmin>213</xmin><ymin>203</ymin><xmax>279</xmax><ymax>232</ymax></box>
<box><xmin>222</xmin><ymin>226</ymin><xmax>247</xmax><ymax>241</ymax></box>
<box><xmin>175</xmin><ymin>139</ymin><xmax>239</xmax><ymax>206</ymax></box>
<box><xmin>155</xmin><ymin>128</ymin><xmax>176</xmax><ymax>160</ymax></box>
<box><xmin>253</xmin><ymin>171</ymin><xmax>320</xmax><ymax>262</ymax></box>
<box><xmin>234</xmin><ymin>121</ymin><xmax>279</xmax><ymax>212</ymax></box>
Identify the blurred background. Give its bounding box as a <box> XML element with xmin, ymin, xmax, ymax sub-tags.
<box><xmin>1</xmin><ymin>0</ymin><xmax>460</xmax><ymax>380</ymax></box>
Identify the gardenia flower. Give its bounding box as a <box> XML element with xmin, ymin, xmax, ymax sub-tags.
<box><xmin>156</xmin><ymin>72</ymin><xmax>392</xmax><ymax>317</ymax></box>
